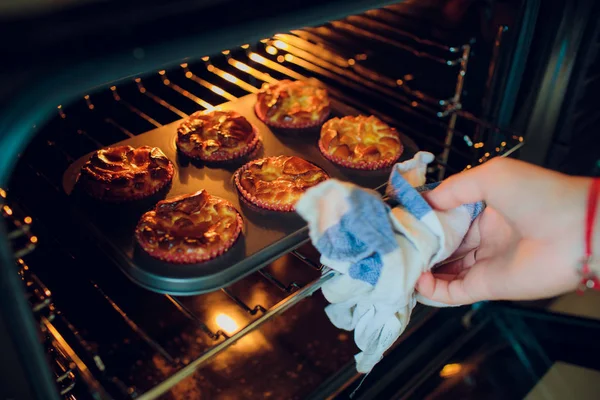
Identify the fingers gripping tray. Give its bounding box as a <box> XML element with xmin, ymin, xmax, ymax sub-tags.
<box><xmin>62</xmin><ymin>93</ymin><xmax>418</xmax><ymax>295</ymax></box>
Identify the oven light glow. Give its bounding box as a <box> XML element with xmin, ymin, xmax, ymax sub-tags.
<box><xmin>215</xmin><ymin>313</ymin><xmax>238</xmax><ymax>334</ymax></box>
<box><xmin>210</xmin><ymin>85</ymin><xmax>226</xmax><ymax>96</ymax></box>
<box><xmin>57</xmin><ymin>105</ymin><xmax>66</xmax><ymax>119</ymax></box>
<box><xmin>230</xmin><ymin>60</ymin><xmax>250</xmax><ymax>72</ymax></box>
<box><xmin>222</xmin><ymin>73</ymin><xmax>238</xmax><ymax>83</ymax></box>
<box><xmin>84</xmin><ymin>94</ymin><xmax>95</xmax><ymax>110</ymax></box>
<box><xmin>272</xmin><ymin>40</ymin><xmax>288</xmax><ymax>50</ymax></box>
<box><xmin>439</xmin><ymin>363</ymin><xmax>462</xmax><ymax>378</ymax></box>
<box><xmin>249</xmin><ymin>53</ymin><xmax>266</xmax><ymax>64</ymax></box>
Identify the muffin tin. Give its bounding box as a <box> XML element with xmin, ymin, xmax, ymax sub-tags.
<box><xmin>62</xmin><ymin>93</ymin><xmax>418</xmax><ymax>295</ymax></box>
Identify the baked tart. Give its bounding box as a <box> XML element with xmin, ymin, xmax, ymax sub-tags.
<box><xmin>319</xmin><ymin>115</ymin><xmax>404</xmax><ymax>170</ymax></box>
<box><xmin>176</xmin><ymin>110</ymin><xmax>260</xmax><ymax>161</ymax></box>
<box><xmin>255</xmin><ymin>79</ymin><xmax>330</xmax><ymax>131</ymax></box>
<box><xmin>235</xmin><ymin>156</ymin><xmax>329</xmax><ymax>212</ymax></box>
<box><xmin>78</xmin><ymin>145</ymin><xmax>174</xmax><ymax>202</ymax></box>
<box><xmin>135</xmin><ymin>190</ymin><xmax>243</xmax><ymax>264</ymax></box>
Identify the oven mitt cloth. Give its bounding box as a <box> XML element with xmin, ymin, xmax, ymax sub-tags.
<box><xmin>295</xmin><ymin>151</ymin><xmax>484</xmax><ymax>373</ymax></box>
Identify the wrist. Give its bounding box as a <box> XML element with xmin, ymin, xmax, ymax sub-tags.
<box><xmin>589</xmin><ymin>178</ymin><xmax>600</xmax><ymax>277</ymax></box>
<box><xmin>561</xmin><ymin>176</ymin><xmax>595</xmax><ymax>292</ymax></box>
<box><xmin>572</xmin><ymin>177</ymin><xmax>600</xmax><ymax>291</ymax></box>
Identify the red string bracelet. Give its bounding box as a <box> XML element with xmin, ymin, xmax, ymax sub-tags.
<box><xmin>578</xmin><ymin>178</ymin><xmax>600</xmax><ymax>293</ymax></box>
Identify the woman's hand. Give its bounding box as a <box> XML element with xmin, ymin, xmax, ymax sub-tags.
<box><xmin>416</xmin><ymin>157</ymin><xmax>593</xmax><ymax>305</ymax></box>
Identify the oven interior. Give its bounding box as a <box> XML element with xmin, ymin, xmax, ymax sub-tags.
<box><xmin>2</xmin><ymin>1</ymin><xmax>600</xmax><ymax>399</ymax></box>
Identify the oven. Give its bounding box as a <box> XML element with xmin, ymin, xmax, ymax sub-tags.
<box><xmin>1</xmin><ymin>1</ymin><xmax>600</xmax><ymax>399</ymax></box>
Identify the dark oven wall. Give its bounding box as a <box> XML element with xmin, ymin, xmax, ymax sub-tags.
<box><xmin>508</xmin><ymin>0</ymin><xmax>600</xmax><ymax>176</ymax></box>
<box><xmin>543</xmin><ymin>0</ymin><xmax>600</xmax><ymax>176</ymax></box>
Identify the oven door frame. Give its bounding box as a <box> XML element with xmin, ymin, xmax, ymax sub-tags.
<box><xmin>0</xmin><ymin>1</ymin><xmax>404</xmax><ymax>398</ymax></box>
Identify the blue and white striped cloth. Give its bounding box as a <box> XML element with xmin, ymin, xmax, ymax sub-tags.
<box><xmin>296</xmin><ymin>152</ymin><xmax>484</xmax><ymax>373</ymax></box>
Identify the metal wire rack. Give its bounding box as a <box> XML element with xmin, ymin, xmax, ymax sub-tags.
<box><xmin>2</xmin><ymin>199</ymin><xmax>105</xmax><ymax>399</ymax></box>
<box><xmin>5</xmin><ymin>4</ymin><xmax>525</xmax><ymax>399</ymax></box>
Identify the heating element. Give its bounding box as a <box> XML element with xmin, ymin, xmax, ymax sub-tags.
<box><xmin>3</xmin><ymin>4</ymin><xmax>524</xmax><ymax>399</ymax></box>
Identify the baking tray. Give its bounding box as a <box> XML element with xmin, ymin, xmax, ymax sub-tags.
<box><xmin>63</xmin><ymin>92</ymin><xmax>418</xmax><ymax>295</ymax></box>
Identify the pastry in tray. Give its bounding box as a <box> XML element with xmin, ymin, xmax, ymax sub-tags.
<box><xmin>235</xmin><ymin>155</ymin><xmax>329</xmax><ymax>212</ymax></box>
<box><xmin>254</xmin><ymin>79</ymin><xmax>330</xmax><ymax>131</ymax></box>
<box><xmin>78</xmin><ymin>145</ymin><xmax>174</xmax><ymax>202</ymax></box>
<box><xmin>135</xmin><ymin>190</ymin><xmax>243</xmax><ymax>264</ymax></box>
<box><xmin>176</xmin><ymin>110</ymin><xmax>260</xmax><ymax>161</ymax></box>
<box><xmin>318</xmin><ymin>115</ymin><xmax>404</xmax><ymax>170</ymax></box>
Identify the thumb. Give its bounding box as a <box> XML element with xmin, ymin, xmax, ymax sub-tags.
<box><xmin>423</xmin><ymin>161</ymin><xmax>498</xmax><ymax>211</ymax></box>
<box><xmin>416</xmin><ymin>258</ymin><xmax>498</xmax><ymax>305</ymax></box>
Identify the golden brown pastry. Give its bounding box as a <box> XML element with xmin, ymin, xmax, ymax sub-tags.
<box><xmin>235</xmin><ymin>156</ymin><xmax>329</xmax><ymax>211</ymax></box>
<box><xmin>176</xmin><ymin>110</ymin><xmax>259</xmax><ymax>161</ymax></box>
<box><xmin>135</xmin><ymin>190</ymin><xmax>242</xmax><ymax>263</ymax></box>
<box><xmin>78</xmin><ymin>145</ymin><xmax>174</xmax><ymax>201</ymax></box>
<box><xmin>255</xmin><ymin>80</ymin><xmax>330</xmax><ymax>130</ymax></box>
<box><xmin>319</xmin><ymin>115</ymin><xmax>403</xmax><ymax>170</ymax></box>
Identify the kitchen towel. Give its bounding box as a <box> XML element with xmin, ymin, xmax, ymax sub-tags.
<box><xmin>295</xmin><ymin>151</ymin><xmax>484</xmax><ymax>373</ymax></box>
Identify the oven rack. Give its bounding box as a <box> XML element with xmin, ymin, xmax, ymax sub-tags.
<box><xmin>7</xmin><ymin>6</ymin><xmax>526</xmax><ymax>399</ymax></box>
<box><xmin>34</xmin><ymin>5</ymin><xmax>522</xmax><ymax>188</ymax></box>
<box><xmin>4</xmin><ymin>190</ymin><xmax>344</xmax><ymax>398</ymax></box>
<box><xmin>2</xmin><ymin>193</ymin><xmax>37</xmax><ymax>260</ymax></box>
<box><xmin>2</xmin><ymin>198</ymin><xmax>107</xmax><ymax>399</ymax></box>
<box><xmin>30</xmin><ymin>270</ymin><xmax>112</xmax><ymax>400</ymax></box>
<box><xmin>38</xmin><ymin>49</ymin><xmax>522</xmax><ymax>193</ymax></box>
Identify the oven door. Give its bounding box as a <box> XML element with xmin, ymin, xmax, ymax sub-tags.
<box><xmin>322</xmin><ymin>302</ymin><xmax>600</xmax><ymax>399</ymax></box>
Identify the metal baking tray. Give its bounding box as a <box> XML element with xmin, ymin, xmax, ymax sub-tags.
<box><xmin>63</xmin><ymin>92</ymin><xmax>417</xmax><ymax>295</ymax></box>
